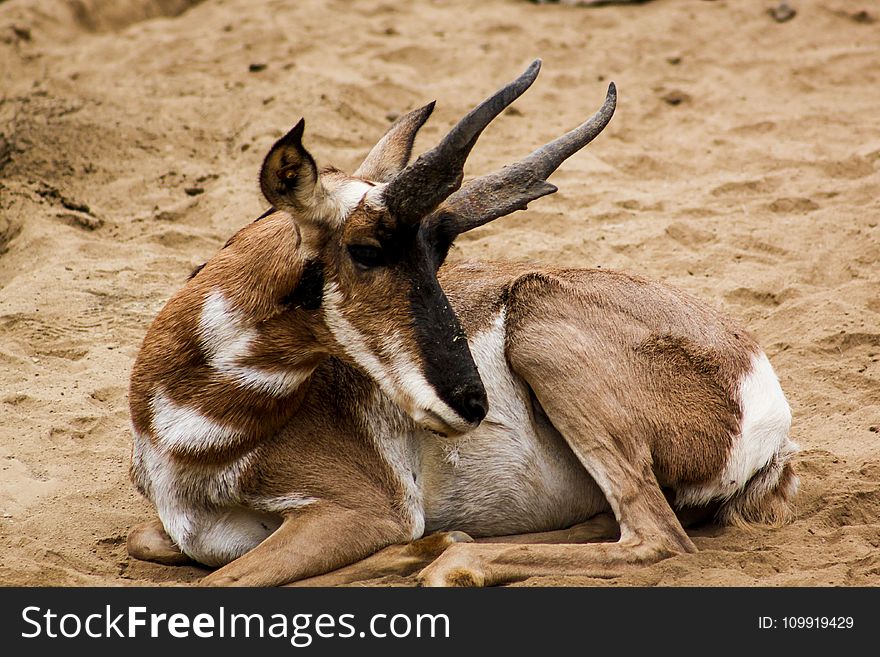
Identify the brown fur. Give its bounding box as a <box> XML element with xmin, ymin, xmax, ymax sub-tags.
<box><xmin>442</xmin><ymin>262</ymin><xmax>759</xmax><ymax>491</ymax></box>
<box><xmin>128</xmin><ymin>67</ymin><xmax>795</xmax><ymax>587</ymax></box>
<box><xmin>129</xmin><ymin>213</ymin><xmax>330</xmax><ymax>465</ymax></box>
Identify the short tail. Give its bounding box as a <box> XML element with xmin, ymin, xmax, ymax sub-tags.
<box><xmin>717</xmin><ymin>441</ymin><xmax>799</xmax><ymax>528</ymax></box>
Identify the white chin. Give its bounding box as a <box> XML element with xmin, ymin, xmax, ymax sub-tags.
<box><xmin>411</xmin><ymin>407</ymin><xmax>471</xmax><ymax>438</ymax></box>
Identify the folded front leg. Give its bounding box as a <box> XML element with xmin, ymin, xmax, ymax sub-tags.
<box><xmin>418</xmin><ymin>537</ymin><xmax>688</xmax><ymax>587</ymax></box>
<box><xmin>200</xmin><ymin>500</ymin><xmax>410</xmax><ymax>587</ymax></box>
<box><xmin>290</xmin><ymin>515</ymin><xmax>618</xmax><ymax>586</ymax></box>
<box><xmin>287</xmin><ymin>531</ymin><xmax>474</xmax><ymax>587</ymax></box>
<box><xmin>127</xmin><ymin>518</ymin><xmax>194</xmax><ymax>566</ymax></box>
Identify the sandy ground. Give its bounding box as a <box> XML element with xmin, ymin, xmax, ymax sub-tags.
<box><xmin>1</xmin><ymin>0</ymin><xmax>878</xmax><ymax>587</ymax></box>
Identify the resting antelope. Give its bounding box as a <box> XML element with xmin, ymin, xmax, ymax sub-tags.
<box><xmin>127</xmin><ymin>60</ymin><xmax>798</xmax><ymax>586</ymax></box>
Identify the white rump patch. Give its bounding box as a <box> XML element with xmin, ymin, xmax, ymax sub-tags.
<box><xmin>727</xmin><ymin>352</ymin><xmax>794</xmax><ymax>489</ymax></box>
<box><xmin>677</xmin><ymin>352</ymin><xmax>795</xmax><ymax>506</ymax></box>
<box><xmin>198</xmin><ymin>289</ymin><xmax>310</xmax><ymax>397</ymax></box>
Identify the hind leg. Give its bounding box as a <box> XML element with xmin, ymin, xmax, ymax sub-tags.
<box><xmin>127</xmin><ymin>518</ymin><xmax>193</xmax><ymax>566</ymax></box>
<box><xmin>511</xmin><ymin>305</ymin><xmax>695</xmax><ymax>547</ymax></box>
<box><xmin>418</xmin><ymin>391</ymin><xmax>697</xmax><ymax>587</ymax></box>
<box><xmin>418</xmin><ymin>432</ymin><xmax>695</xmax><ymax>587</ymax></box>
<box><xmin>476</xmin><ymin>513</ymin><xmax>620</xmax><ymax>545</ymax></box>
<box><xmin>420</xmin><ymin>307</ymin><xmax>697</xmax><ymax>586</ymax></box>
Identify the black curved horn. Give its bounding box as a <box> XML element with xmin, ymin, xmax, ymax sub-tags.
<box><xmin>382</xmin><ymin>59</ymin><xmax>542</xmax><ymax>224</ymax></box>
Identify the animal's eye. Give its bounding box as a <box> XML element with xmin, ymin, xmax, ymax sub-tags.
<box><xmin>347</xmin><ymin>244</ymin><xmax>384</xmax><ymax>270</ymax></box>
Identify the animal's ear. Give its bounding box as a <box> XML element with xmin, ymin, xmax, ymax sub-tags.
<box><xmin>353</xmin><ymin>102</ymin><xmax>435</xmax><ymax>183</ymax></box>
<box><xmin>259</xmin><ymin>119</ymin><xmax>323</xmax><ymax>214</ymax></box>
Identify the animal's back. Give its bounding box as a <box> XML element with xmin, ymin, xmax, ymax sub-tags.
<box><xmin>438</xmin><ymin>261</ymin><xmax>797</xmax><ymax>527</ymax></box>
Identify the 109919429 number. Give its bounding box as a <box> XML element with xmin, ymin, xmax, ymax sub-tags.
<box><xmin>759</xmin><ymin>616</ymin><xmax>855</xmax><ymax>630</ymax></box>
<box><xmin>785</xmin><ymin>616</ymin><xmax>854</xmax><ymax>630</ymax></box>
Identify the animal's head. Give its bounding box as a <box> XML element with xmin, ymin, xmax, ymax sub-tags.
<box><xmin>257</xmin><ymin>60</ymin><xmax>616</xmax><ymax>436</ymax></box>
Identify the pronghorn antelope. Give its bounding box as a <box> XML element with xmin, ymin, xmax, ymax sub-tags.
<box><xmin>127</xmin><ymin>60</ymin><xmax>798</xmax><ymax>587</ymax></box>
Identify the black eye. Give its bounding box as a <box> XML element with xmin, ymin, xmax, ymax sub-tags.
<box><xmin>347</xmin><ymin>244</ymin><xmax>384</xmax><ymax>269</ymax></box>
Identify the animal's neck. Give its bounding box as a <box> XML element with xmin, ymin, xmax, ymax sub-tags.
<box><xmin>131</xmin><ymin>283</ymin><xmax>329</xmax><ymax>462</ymax></box>
<box><xmin>137</xmin><ymin>353</ymin><xmax>325</xmax><ymax>464</ymax></box>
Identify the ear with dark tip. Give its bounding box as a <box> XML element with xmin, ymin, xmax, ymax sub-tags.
<box><xmin>259</xmin><ymin>118</ymin><xmax>323</xmax><ymax>214</ymax></box>
<box><xmin>354</xmin><ymin>102</ymin><xmax>436</xmax><ymax>183</ymax></box>
<box><xmin>425</xmin><ymin>82</ymin><xmax>617</xmax><ymax>262</ymax></box>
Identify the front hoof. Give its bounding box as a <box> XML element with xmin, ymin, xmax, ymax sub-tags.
<box><xmin>418</xmin><ymin>547</ymin><xmax>486</xmax><ymax>587</ymax></box>
<box><xmin>127</xmin><ymin>520</ymin><xmax>192</xmax><ymax>566</ymax></box>
<box><xmin>405</xmin><ymin>530</ymin><xmax>474</xmax><ymax>561</ymax></box>
<box><xmin>199</xmin><ymin>572</ymin><xmax>241</xmax><ymax>587</ymax></box>
<box><xmin>445</xmin><ymin>530</ymin><xmax>474</xmax><ymax>545</ymax></box>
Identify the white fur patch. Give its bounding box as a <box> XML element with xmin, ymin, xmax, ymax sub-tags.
<box><xmin>333</xmin><ymin>179</ymin><xmax>373</xmax><ymax>215</ymax></box>
<box><xmin>419</xmin><ymin>307</ymin><xmax>610</xmax><ymax>536</ymax></box>
<box><xmin>727</xmin><ymin>352</ymin><xmax>795</xmax><ymax>486</ymax></box>
<box><xmin>252</xmin><ymin>494</ymin><xmax>318</xmax><ymax>513</ymax></box>
<box><xmin>306</xmin><ymin>178</ymin><xmax>380</xmax><ymax>228</ymax></box>
<box><xmin>323</xmin><ymin>279</ymin><xmax>470</xmax><ymax>434</ymax></box>
<box><xmin>198</xmin><ymin>290</ymin><xmax>310</xmax><ymax>397</ymax></box>
<box><xmin>381</xmin><ymin>332</ymin><xmax>470</xmax><ymax>434</ymax></box>
<box><xmin>467</xmin><ymin>308</ymin><xmax>590</xmax><ymax>497</ymax></box>
<box><xmin>676</xmin><ymin>352</ymin><xmax>795</xmax><ymax>506</ymax></box>
<box><xmin>363</xmin><ymin>389</ymin><xmax>425</xmax><ymax>540</ymax></box>
<box><xmin>150</xmin><ymin>389</ymin><xmax>242</xmax><ymax>453</ymax></box>
<box><xmin>466</xmin><ymin>309</ymin><xmax>522</xmax><ymax>428</ymax></box>
<box><xmin>132</xmin><ymin>428</ymin><xmax>257</xmax><ymax>557</ymax></box>
<box><xmin>442</xmin><ymin>443</ymin><xmax>461</xmax><ymax>468</ymax></box>
<box><xmin>364</xmin><ymin>184</ymin><xmax>387</xmax><ymax>208</ymax></box>
<box><xmin>186</xmin><ymin>507</ymin><xmax>281</xmax><ymax>567</ymax></box>
<box><xmin>133</xmin><ymin>429</ymin><xmax>196</xmax><ymax>546</ymax></box>
<box><xmin>323</xmin><ymin>280</ymin><xmax>394</xmax><ymax>386</ymax></box>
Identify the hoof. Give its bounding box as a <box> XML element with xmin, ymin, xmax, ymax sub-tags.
<box><xmin>406</xmin><ymin>530</ymin><xmax>474</xmax><ymax>559</ymax></box>
<box><xmin>420</xmin><ymin>565</ymin><xmax>486</xmax><ymax>588</ymax></box>
<box><xmin>445</xmin><ymin>530</ymin><xmax>474</xmax><ymax>544</ymax></box>
<box><xmin>199</xmin><ymin>573</ymin><xmax>240</xmax><ymax>587</ymax></box>
<box><xmin>127</xmin><ymin>519</ymin><xmax>192</xmax><ymax>566</ymax></box>
<box><xmin>418</xmin><ymin>545</ymin><xmax>487</xmax><ymax>587</ymax></box>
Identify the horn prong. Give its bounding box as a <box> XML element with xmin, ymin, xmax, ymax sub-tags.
<box><xmin>427</xmin><ymin>81</ymin><xmax>617</xmax><ymax>238</ymax></box>
<box><xmin>383</xmin><ymin>59</ymin><xmax>542</xmax><ymax>223</ymax></box>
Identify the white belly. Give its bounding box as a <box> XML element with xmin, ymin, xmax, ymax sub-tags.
<box><xmin>418</xmin><ymin>310</ymin><xmax>608</xmax><ymax>537</ymax></box>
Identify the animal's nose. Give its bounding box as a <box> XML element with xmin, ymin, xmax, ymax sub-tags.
<box><xmin>453</xmin><ymin>388</ymin><xmax>488</xmax><ymax>425</ymax></box>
